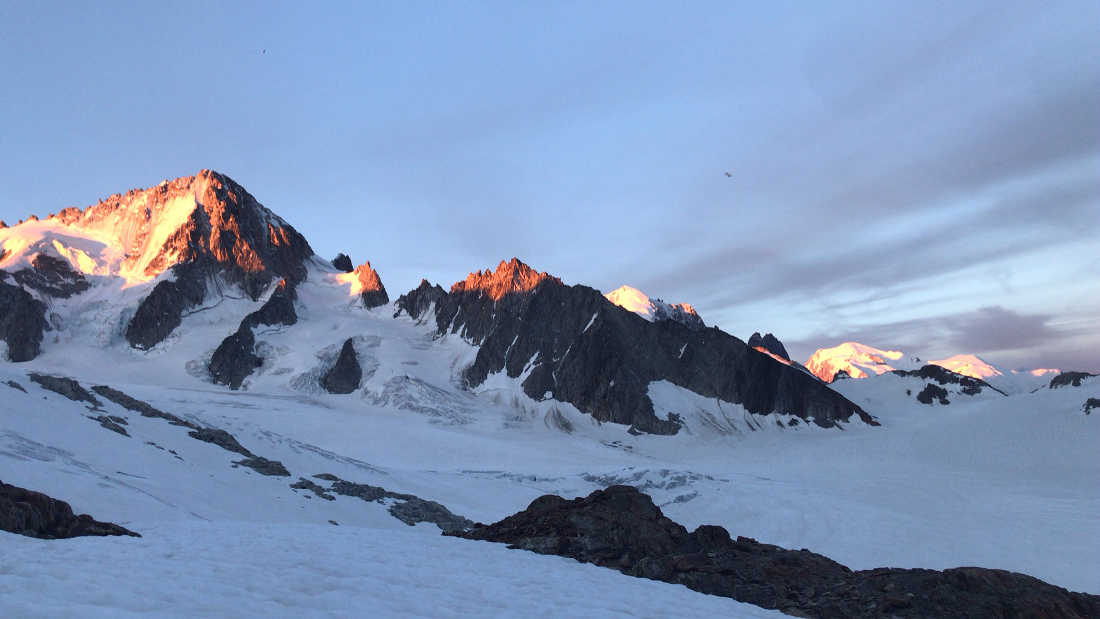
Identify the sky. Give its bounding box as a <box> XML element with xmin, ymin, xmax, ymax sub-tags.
<box><xmin>0</xmin><ymin>1</ymin><xmax>1097</xmax><ymax>371</ymax></box>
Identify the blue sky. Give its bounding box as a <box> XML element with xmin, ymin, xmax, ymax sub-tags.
<box><xmin>1</xmin><ymin>1</ymin><xmax>1097</xmax><ymax>370</ymax></box>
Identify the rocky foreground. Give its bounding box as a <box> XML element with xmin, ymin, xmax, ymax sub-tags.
<box><xmin>452</xmin><ymin>485</ymin><xmax>1100</xmax><ymax>618</ymax></box>
<box><xmin>1</xmin><ymin>480</ymin><xmax>140</xmax><ymax>540</ymax></box>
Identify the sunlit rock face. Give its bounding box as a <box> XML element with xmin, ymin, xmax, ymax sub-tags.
<box><xmin>0</xmin><ymin>171</ymin><xmax>314</xmax><ymax>353</ymax></box>
<box><xmin>604</xmin><ymin>285</ymin><xmax>704</xmax><ymax>330</ymax></box>
<box><xmin>451</xmin><ymin>258</ymin><xmax>560</xmax><ymax>301</ymax></box>
<box><xmin>335</xmin><ymin>261</ymin><xmax>389</xmax><ymax>308</ymax></box>
<box><xmin>399</xmin><ymin>259</ymin><xmax>871</xmax><ymax>434</ymax></box>
<box><xmin>1</xmin><ymin>170</ymin><xmax>312</xmax><ymax>292</ymax></box>
<box><xmin>805</xmin><ymin>342</ymin><xmax>923</xmax><ymax>383</ymax></box>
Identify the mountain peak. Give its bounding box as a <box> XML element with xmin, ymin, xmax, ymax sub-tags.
<box><xmin>604</xmin><ymin>284</ymin><xmax>704</xmax><ymax>329</ymax></box>
<box><xmin>747</xmin><ymin>332</ymin><xmax>790</xmax><ymax>361</ymax></box>
<box><xmin>929</xmin><ymin>354</ymin><xmax>1003</xmax><ymax>380</ymax></box>
<box><xmin>805</xmin><ymin>341</ymin><xmax>922</xmax><ymax>382</ymax></box>
<box><xmin>335</xmin><ymin>260</ymin><xmax>389</xmax><ymax>308</ymax></box>
<box><xmin>450</xmin><ymin>257</ymin><xmax>561</xmax><ymax>301</ymax></box>
<box><xmin>0</xmin><ymin>170</ymin><xmax>312</xmax><ymax>293</ymax></box>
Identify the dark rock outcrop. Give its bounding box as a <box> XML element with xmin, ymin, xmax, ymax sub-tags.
<box><xmin>1050</xmin><ymin>371</ymin><xmax>1097</xmax><ymax>389</ymax></box>
<box><xmin>331</xmin><ymin>253</ymin><xmax>354</xmax><ymax>272</ymax></box>
<box><xmin>206</xmin><ymin>280</ymin><xmax>300</xmax><ymax>390</ymax></box>
<box><xmin>747</xmin><ymin>332</ymin><xmax>790</xmax><ymax>361</ymax></box>
<box><xmin>5</xmin><ymin>380</ymin><xmax>26</xmax><ymax>392</ymax></box>
<box><xmin>322</xmin><ymin>338</ymin><xmax>362</xmax><ymax>394</ymax></box>
<box><xmin>208</xmin><ymin>325</ymin><xmax>261</xmax><ymax>390</ymax></box>
<box><xmin>916</xmin><ymin>383</ymin><xmax>950</xmax><ymax>405</ymax></box>
<box><xmin>394</xmin><ymin>279</ymin><xmax>446</xmax><ymax>319</ymax></box>
<box><xmin>241</xmin><ymin>279</ymin><xmax>297</xmax><ymax>329</ymax></box>
<box><xmin>90</xmin><ymin>385</ymin><xmax>198</xmax><ymax>428</ymax></box>
<box><xmin>232</xmin><ymin>456</ymin><xmax>290</xmax><ymax>477</ymax></box>
<box><xmin>91</xmin><ymin>415</ymin><xmax>129</xmax><ymax>436</ymax></box>
<box><xmin>0</xmin><ymin>279</ymin><xmax>48</xmax><ymax>362</ymax></box>
<box><xmin>118</xmin><ymin>170</ymin><xmax>313</xmax><ymax>350</ymax></box>
<box><xmin>28</xmin><ymin>373</ymin><xmax>102</xmax><ymax>407</ymax></box>
<box><xmin>188</xmin><ymin>428</ymin><xmax>253</xmax><ymax>457</ymax></box>
<box><xmin>400</xmin><ymin>258</ymin><xmax>871</xmax><ymax>434</ymax></box>
<box><xmin>10</xmin><ymin>254</ymin><xmax>91</xmax><ymax>298</ymax></box>
<box><xmin>892</xmin><ymin>364</ymin><xmax>1004</xmax><ymax>396</ymax></box>
<box><xmin>1083</xmin><ymin>398</ymin><xmax>1099</xmax><ymax>415</ymax></box>
<box><xmin>1</xmin><ymin>480</ymin><xmax>140</xmax><ymax>539</ymax></box>
<box><xmin>310</xmin><ymin>473</ymin><xmax>473</xmax><ymax>533</ymax></box>
<box><xmin>124</xmin><ymin>263</ymin><xmax>207</xmax><ymax>350</ymax></box>
<box><xmin>453</xmin><ymin>486</ymin><xmax>1100</xmax><ymax>618</ymax></box>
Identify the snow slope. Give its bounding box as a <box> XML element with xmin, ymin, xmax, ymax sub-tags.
<box><xmin>1</xmin><ymin>521</ymin><xmax>780</xmax><ymax>618</ymax></box>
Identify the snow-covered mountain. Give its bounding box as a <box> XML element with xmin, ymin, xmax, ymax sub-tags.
<box><xmin>604</xmin><ymin>284</ymin><xmax>704</xmax><ymax>329</ymax></box>
<box><xmin>805</xmin><ymin>341</ymin><xmax>924</xmax><ymax>382</ymax></box>
<box><xmin>805</xmin><ymin>343</ymin><xmax>1068</xmax><ymax>395</ymax></box>
<box><xmin>3</xmin><ymin>171</ymin><xmax>1098</xmax><ymax>615</ymax></box>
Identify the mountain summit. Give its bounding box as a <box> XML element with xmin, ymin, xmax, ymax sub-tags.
<box><xmin>0</xmin><ymin>170</ymin><xmax>314</xmax><ymax>355</ymax></box>
<box><xmin>604</xmin><ymin>285</ymin><xmax>704</xmax><ymax>329</ymax></box>
<box><xmin>0</xmin><ymin>170</ymin><xmax>312</xmax><ymax>291</ymax></box>
<box><xmin>805</xmin><ymin>342</ymin><xmax>923</xmax><ymax>382</ymax></box>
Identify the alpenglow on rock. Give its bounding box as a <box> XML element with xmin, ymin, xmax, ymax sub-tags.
<box><xmin>397</xmin><ymin>258</ymin><xmax>871</xmax><ymax>434</ymax></box>
<box><xmin>334</xmin><ymin>261</ymin><xmax>389</xmax><ymax>308</ymax></box>
<box><xmin>0</xmin><ymin>170</ymin><xmax>314</xmax><ymax>356</ymax></box>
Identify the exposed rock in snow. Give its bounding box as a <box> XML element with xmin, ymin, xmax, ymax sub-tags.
<box><xmin>605</xmin><ymin>284</ymin><xmax>704</xmax><ymax>329</ymax></box>
<box><xmin>9</xmin><ymin>254</ymin><xmax>90</xmax><ymax>298</ymax></box>
<box><xmin>0</xmin><ymin>279</ymin><xmax>47</xmax><ymax>362</ymax></box>
<box><xmin>208</xmin><ymin>324</ymin><xmax>261</xmax><ymax>390</ymax></box>
<box><xmin>242</xmin><ymin>280</ymin><xmax>298</xmax><ymax>329</ymax></box>
<box><xmin>28</xmin><ymin>373</ymin><xmax>102</xmax><ymax>407</ymax></box>
<box><xmin>891</xmin><ymin>364</ymin><xmax>1005</xmax><ymax>397</ymax></box>
<box><xmin>455</xmin><ymin>485</ymin><xmax>1100</xmax><ymax>618</ymax></box>
<box><xmin>322</xmin><ymin>339</ymin><xmax>362</xmax><ymax>394</ymax></box>
<box><xmin>1</xmin><ymin>480</ymin><xmax>140</xmax><ymax>539</ymax></box>
<box><xmin>124</xmin><ymin>263</ymin><xmax>208</xmax><ymax>350</ymax></box>
<box><xmin>1050</xmin><ymin>371</ymin><xmax>1098</xmax><ymax>389</ymax></box>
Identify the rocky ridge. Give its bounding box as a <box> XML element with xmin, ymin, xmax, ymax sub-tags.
<box><xmin>397</xmin><ymin>258</ymin><xmax>872</xmax><ymax>434</ymax></box>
